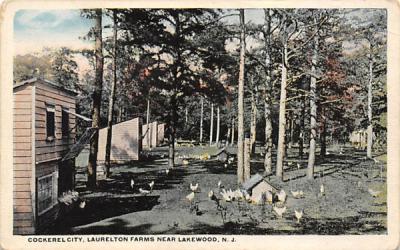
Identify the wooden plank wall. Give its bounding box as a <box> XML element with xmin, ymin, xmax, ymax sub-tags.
<box><xmin>35</xmin><ymin>82</ymin><xmax>76</xmax><ymax>165</ymax></box>
<box><xmin>97</xmin><ymin>117</ymin><xmax>142</xmax><ymax>163</ymax></box>
<box><xmin>142</xmin><ymin>121</ymin><xmax>158</xmax><ymax>148</ymax></box>
<box><xmin>13</xmin><ymin>85</ymin><xmax>34</xmax><ymax>235</ymax></box>
<box><xmin>157</xmin><ymin>123</ymin><xmax>165</xmax><ymax>145</ymax></box>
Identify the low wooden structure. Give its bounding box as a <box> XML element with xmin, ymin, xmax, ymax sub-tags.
<box><xmin>242</xmin><ymin>173</ymin><xmax>279</xmax><ymax>203</ymax></box>
<box><xmin>97</xmin><ymin>117</ymin><xmax>142</xmax><ymax>163</ymax></box>
<box><xmin>13</xmin><ymin>78</ymin><xmax>77</xmax><ymax>234</ymax></box>
<box><xmin>157</xmin><ymin>123</ymin><xmax>165</xmax><ymax>145</ymax></box>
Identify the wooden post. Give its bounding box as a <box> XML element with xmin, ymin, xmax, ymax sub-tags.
<box><xmin>244</xmin><ymin>137</ymin><xmax>251</xmax><ymax>181</ymax></box>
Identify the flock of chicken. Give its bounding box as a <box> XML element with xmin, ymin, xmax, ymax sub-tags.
<box><xmin>184</xmin><ymin>180</ymin><xmax>308</xmax><ymax>223</ymax></box>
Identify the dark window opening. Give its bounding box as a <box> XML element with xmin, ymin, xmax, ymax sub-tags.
<box><xmin>46</xmin><ymin>105</ymin><xmax>55</xmax><ymax>140</ymax></box>
<box><xmin>62</xmin><ymin>109</ymin><xmax>69</xmax><ymax>137</ymax></box>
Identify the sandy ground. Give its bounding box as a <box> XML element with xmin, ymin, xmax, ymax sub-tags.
<box><xmin>49</xmin><ymin>145</ymin><xmax>387</xmax><ymax>235</ymax></box>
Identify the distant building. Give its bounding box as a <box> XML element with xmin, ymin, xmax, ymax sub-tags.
<box><xmin>97</xmin><ymin>117</ymin><xmax>142</xmax><ymax>164</ymax></box>
<box><xmin>13</xmin><ymin>78</ymin><xmax>77</xmax><ymax>234</ymax></box>
<box><xmin>142</xmin><ymin>121</ymin><xmax>165</xmax><ymax>148</ymax></box>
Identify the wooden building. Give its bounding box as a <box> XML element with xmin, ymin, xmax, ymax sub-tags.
<box><xmin>142</xmin><ymin>121</ymin><xmax>158</xmax><ymax>148</ymax></box>
<box><xmin>157</xmin><ymin>123</ymin><xmax>165</xmax><ymax>145</ymax></box>
<box><xmin>97</xmin><ymin>117</ymin><xmax>142</xmax><ymax>164</ymax></box>
<box><xmin>13</xmin><ymin>78</ymin><xmax>77</xmax><ymax>234</ymax></box>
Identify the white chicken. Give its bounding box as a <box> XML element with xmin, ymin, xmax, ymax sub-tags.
<box><xmin>277</xmin><ymin>189</ymin><xmax>287</xmax><ymax>203</ymax></box>
<box><xmin>273</xmin><ymin>205</ymin><xmax>287</xmax><ymax>218</ymax></box>
<box><xmin>190</xmin><ymin>183</ymin><xmax>199</xmax><ymax>192</ymax></box>
<box><xmin>149</xmin><ymin>180</ymin><xmax>155</xmax><ymax>190</ymax></box>
<box><xmin>183</xmin><ymin>159</ymin><xmax>189</xmax><ymax>165</ymax></box>
<box><xmin>224</xmin><ymin>163</ymin><xmax>228</xmax><ymax>168</ymax></box>
<box><xmin>294</xmin><ymin>209</ymin><xmax>303</xmax><ymax>223</ymax></box>
<box><xmin>186</xmin><ymin>192</ymin><xmax>195</xmax><ymax>202</ymax></box>
<box><xmin>79</xmin><ymin>200</ymin><xmax>86</xmax><ymax>209</ymax></box>
<box><xmin>368</xmin><ymin>188</ymin><xmax>381</xmax><ymax>197</ymax></box>
<box><xmin>208</xmin><ymin>190</ymin><xmax>214</xmax><ymax>199</ymax></box>
<box><xmin>320</xmin><ymin>183</ymin><xmax>325</xmax><ymax>196</ymax></box>
<box><xmin>234</xmin><ymin>189</ymin><xmax>244</xmax><ymax>200</ymax></box>
<box><xmin>220</xmin><ymin>189</ymin><xmax>232</xmax><ymax>202</ymax></box>
<box><xmin>244</xmin><ymin>192</ymin><xmax>252</xmax><ymax>203</ymax></box>
<box><xmin>130</xmin><ymin>179</ymin><xmax>135</xmax><ymax>189</ymax></box>
<box><xmin>165</xmin><ymin>169</ymin><xmax>170</xmax><ymax>175</ymax></box>
<box><xmin>297</xmin><ymin>163</ymin><xmax>301</xmax><ymax>170</ymax></box>
<box><xmin>217</xmin><ymin>180</ymin><xmax>222</xmax><ymax>189</ymax></box>
<box><xmin>291</xmin><ymin>190</ymin><xmax>304</xmax><ymax>199</ymax></box>
<box><xmin>139</xmin><ymin>188</ymin><xmax>151</xmax><ymax>195</ymax></box>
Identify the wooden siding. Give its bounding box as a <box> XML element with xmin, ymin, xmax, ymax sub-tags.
<box><xmin>34</xmin><ymin>82</ymin><xmax>76</xmax><ymax>164</ymax></box>
<box><xmin>13</xmin><ymin>85</ymin><xmax>34</xmax><ymax>235</ymax></box>
<box><xmin>157</xmin><ymin>123</ymin><xmax>165</xmax><ymax>145</ymax></box>
<box><xmin>97</xmin><ymin>118</ymin><xmax>142</xmax><ymax>163</ymax></box>
<box><xmin>142</xmin><ymin>121</ymin><xmax>158</xmax><ymax>148</ymax></box>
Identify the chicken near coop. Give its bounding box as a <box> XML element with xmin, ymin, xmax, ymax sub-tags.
<box><xmin>367</xmin><ymin>188</ymin><xmax>382</xmax><ymax>197</ymax></box>
<box><xmin>220</xmin><ymin>189</ymin><xmax>232</xmax><ymax>202</ymax></box>
<box><xmin>165</xmin><ymin>169</ymin><xmax>170</xmax><ymax>175</ymax></box>
<box><xmin>130</xmin><ymin>179</ymin><xmax>135</xmax><ymax>189</ymax></box>
<box><xmin>190</xmin><ymin>183</ymin><xmax>199</xmax><ymax>192</ymax></box>
<box><xmin>182</xmin><ymin>159</ymin><xmax>189</xmax><ymax>165</ymax></box>
<box><xmin>139</xmin><ymin>188</ymin><xmax>151</xmax><ymax>195</ymax></box>
<box><xmin>217</xmin><ymin>180</ymin><xmax>222</xmax><ymax>189</ymax></box>
<box><xmin>186</xmin><ymin>192</ymin><xmax>195</xmax><ymax>202</ymax></box>
<box><xmin>273</xmin><ymin>205</ymin><xmax>286</xmax><ymax>218</ymax></box>
<box><xmin>79</xmin><ymin>200</ymin><xmax>86</xmax><ymax>209</ymax></box>
<box><xmin>291</xmin><ymin>190</ymin><xmax>304</xmax><ymax>199</ymax></box>
<box><xmin>294</xmin><ymin>209</ymin><xmax>303</xmax><ymax>223</ymax></box>
<box><xmin>149</xmin><ymin>180</ymin><xmax>155</xmax><ymax>190</ymax></box>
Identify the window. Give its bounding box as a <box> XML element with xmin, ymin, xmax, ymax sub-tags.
<box><xmin>62</xmin><ymin>109</ymin><xmax>69</xmax><ymax>137</ymax></box>
<box><xmin>37</xmin><ymin>172</ymin><xmax>58</xmax><ymax>215</ymax></box>
<box><xmin>46</xmin><ymin>104</ymin><xmax>55</xmax><ymax>140</ymax></box>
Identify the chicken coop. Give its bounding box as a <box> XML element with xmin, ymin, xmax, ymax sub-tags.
<box><xmin>97</xmin><ymin>117</ymin><xmax>142</xmax><ymax>164</ymax></box>
<box><xmin>13</xmin><ymin>78</ymin><xmax>77</xmax><ymax>234</ymax></box>
<box><xmin>142</xmin><ymin>121</ymin><xmax>158</xmax><ymax>148</ymax></box>
<box><xmin>157</xmin><ymin>123</ymin><xmax>165</xmax><ymax>145</ymax></box>
<box><xmin>242</xmin><ymin>173</ymin><xmax>279</xmax><ymax>202</ymax></box>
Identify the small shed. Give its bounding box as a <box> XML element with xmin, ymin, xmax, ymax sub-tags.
<box><xmin>13</xmin><ymin>78</ymin><xmax>77</xmax><ymax>234</ymax></box>
<box><xmin>157</xmin><ymin>123</ymin><xmax>165</xmax><ymax>145</ymax></box>
<box><xmin>242</xmin><ymin>173</ymin><xmax>280</xmax><ymax>203</ymax></box>
<box><xmin>142</xmin><ymin>121</ymin><xmax>158</xmax><ymax>148</ymax></box>
<box><xmin>97</xmin><ymin>117</ymin><xmax>142</xmax><ymax>164</ymax></box>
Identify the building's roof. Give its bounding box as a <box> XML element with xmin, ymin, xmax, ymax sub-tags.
<box><xmin>13</xmin><ymin>77</ymin><xmax>77</xmax><ymax>96</ymax></box>
<box><xmin>242</xmin><ymin>173</ymin><xmax>264</xmax><ymax>191</ymax></box>
<box><xmin>242</xmin><ymin>173</ymin><xmax>282</xmax><ymax>191</ymax></box>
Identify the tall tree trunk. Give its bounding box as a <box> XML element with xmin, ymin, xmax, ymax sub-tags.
<box><xmin>185</xmin><ymin>106</ymin><xmax>188</xmax><ymax>125</ymax></box>
<box><xmin>146</xmin><ymin>98</ymin><xmax>150</xmax><ymax>148</ymax></box>
<box><xmin>105</xmin><ymin>10</ymin><xmax>117</xmax><ymax>177</ymax></box>
<box><xmin>367</xmin><ymin>51</ymin><xmax>373</xmax><ymax>158</ymax></box>
<box><xmin>88</xmin><ymin>9</ymin><xmax>103</xmax><ymax>189</ymax></box>
<box><xmin>263</xmin><ymin>9</ymin><xmax>273</xmax><ymax>174</ymax></box>
<box><xmin>276</xmin><ymin>22</ymin><xmax>288</xmax><ymax>180</ymax></box>
<box><xmin>226</xmin><ymin>127</ymin><xmax>231</xmax><ymax>147</ymax></box>
<box><xmin>299</xmin><ymin>95</ymin><xmax>305</xmax><ymax>158</ymax></box>
<box><xmin>216</xmin><ymin>106</ymin><xmax>220</xmax><ymax>146</ymax></box>
<box><xmin>209</xmin><ymin>102</ymin><xmax>214</xmax><ymax>146</ymax></box>
<box><xmin>320</xmin><ymin>117</ymin><xmax>327</xmax><ymax>157</ymax></box>
<box><xmin>200</xmin><ymin>96</ymin><xmax>203</xmax><ymax>143</ymax></box>
<box><xmin>237</xmin><ymin>9</ymin><xmax>246</xmax><ymax>184</ymax></box>
<box><xmin>307</xmin><ymin>16</ymin><xmax>319</xmax><ymax>180</ymax></box>
<box><xmin>231</xmin><ymin>118</ymin><xmax>235</xmax><ymax>145</ymax></box>
<box><xmin>250</xmin><ymin>84</ymin><xmax>257</xmax><ymax>154</ymax></box>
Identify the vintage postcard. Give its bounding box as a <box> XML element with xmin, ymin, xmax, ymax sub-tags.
<box><xmin>0</xmin><ymin>0</ymin><xmax>399</xmax><ymax>249</ymax></box>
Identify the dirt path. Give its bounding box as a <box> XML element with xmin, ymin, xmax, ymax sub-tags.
<box><xmin>51</xmin><ymin>145</ymin><xmax>386</xmax><ymax>235</ymax></box>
